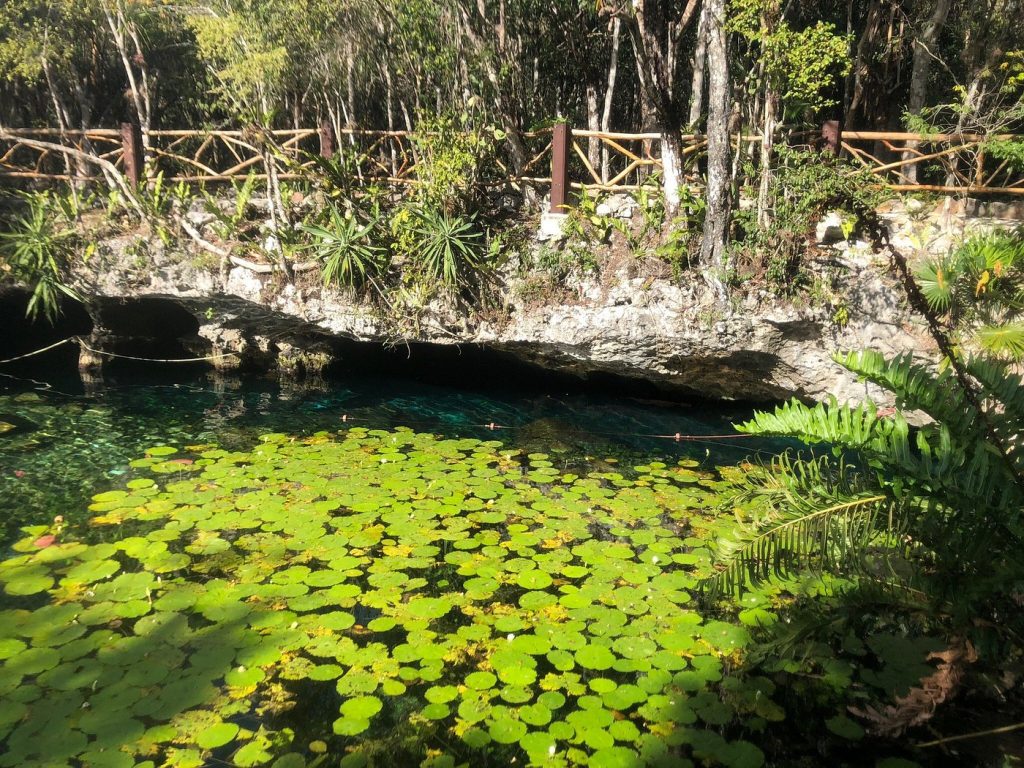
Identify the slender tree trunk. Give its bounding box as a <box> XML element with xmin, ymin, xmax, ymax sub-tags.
<box><xmin>40</xmin><ymin>56</ymin><xmax>79</xmax><ymax>190</ymax></box>
<box><xmin>102</xmin><ymin>1</ymin><xmax>150</xmax><ymax>160</ymax></box>
<box><xmin>620</xmin><ymin>0</ymin><xmax>700</xmax><ymax>210</ymax></box>
<box><xmin>754</xmin><ymin>2</ymin><xmax>781</xmax><ymax>228</ymax></box>
<box><xmin>700</xmin><ymin>0</ymin><xmax>730</xmax><ymax>270</ymax></box>
<box><xmin>345</xmin><ymin>42</ymin><xmax>357</xmax><ymax>128</ymax></box>
<box><xmin>586</xmin><ymin>85</ymin><xmax>600</xmax><ymax>176</ymax></box>
<box><xmin>756</xmin><ymin>89</ymin><xmax>778</xmax><ymax>228</ymax></box>
<box><xmin>384</xmin><ymin>68</ymin><xmax>397</xmax><ymax>177</ymax></box>
<box><xmin>456</xmin><ymin>3</ymin><xmax>537</xmax><ymax>208</ymax></box>
<box><xmin>688</xmin><ymin>1</ymin><xmax>710</xmax><ymax>127</ymax></box>
<box><xmin>262</xmin><ymin>143</ymin><xmax>292</xmax><ymax>280</ymax></box>
<box><xmin>600</xmin><ymin>17</ymin><xmax>622</xmax><ymax>183</ymax></box>
<box><xmin>904</xmin><ymin>0</ymin><xmax>952</xmax><ymax>182</ymax></box>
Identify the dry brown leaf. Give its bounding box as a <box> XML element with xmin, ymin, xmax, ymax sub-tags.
<box><xmin>849</xmin><ymin>638</ymin><xmax>978</xmax><ymax>738</ymax></box>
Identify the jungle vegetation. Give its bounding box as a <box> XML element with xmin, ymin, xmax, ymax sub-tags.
<box><xmin>2</xmin><ymin>2</ymin><xmax>1024</xmax><ymax>766</ymax></box>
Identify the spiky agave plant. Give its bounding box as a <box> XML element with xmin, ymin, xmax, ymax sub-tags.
<box><xmin>299</xmin><ymin>202</ymin><xmax>388</xmax><ymax>291</ymax></box>
<box><xmin>407</xmin><ymin>207</ymin><xmax>485</xmax><ymax>292</ymax></box>
<box><xmin>707</xmin><ymin>349</ymin><xmax>1024</xmax><ymax>633</ymax></box>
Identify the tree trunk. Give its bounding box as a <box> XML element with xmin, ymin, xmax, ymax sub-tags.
<box><xmin>600</xmin><ymin>17</ymin><xmax>622</xmax><ymax>182</ymax></box>
<box><xmin>687</xmin><ymin>1</ymin><xmax>710</xmax><ymax>128</ymax></box>
<box><xmin>102</xmin><ymin>1</ymin><xmax>151</xmax><ymax>161</ymax></box>
<box><xmin>621</xmin><ymin>0</ymin><xmax>700</xmax><ymax>210</ymax></box>
<box><xmin>586</xmin><ymin>84</ymin><xmax>600</xmax><ymax>178</ymax></box>
<box><xmin>755</xmin><ymin>90</ymin><xmax>777</xmax><ymax>229</ymax></box>
<box><xmin>904</xmin><ymin>0</ymin><xmax>952</xmax><ymax>182</ymax></box>
<box><xmin>700</xmin><ymin>0</ymin><xmax>730</xmax><ymax>270</ymax></box>
<box><xmin>345</xmin><ymin>42</ymin><xmax>357</xmax><ymax>128</ymax></box>
<box><xmin>661</xmin><ymin>131</ymin><xmax>684</xmax><ymax>208</ymax></box>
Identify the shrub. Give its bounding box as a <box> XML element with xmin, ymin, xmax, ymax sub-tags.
<box><xmin>411</xmin><ymin>109</ymin><xmax>498</xmax><ymax>214</ymax></box>
<box><xmin>730</xmin><ymin>147</ymin><xmax>886</xmax><ymax>293</ymax></box>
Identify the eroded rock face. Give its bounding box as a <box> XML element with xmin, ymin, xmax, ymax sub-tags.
<box><xmin>66</xmin><ymin>232</ymin><xmax>931</xmax><ymax>403</ymax></box>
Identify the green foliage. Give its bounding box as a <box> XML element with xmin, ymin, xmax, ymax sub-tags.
<box><xmin>0</xmin><ymin>191</ymin><xmax>80</xmax><ymax>322</ymax></box>
<box><xmin>729</xmin><ymin>1</ymin><xmax>851</xmax><ymax>117</ymax></box>
<box><xmin>730</xmin><ymin>148</ymin><xmax>885</xmax><ymax>294</ymax></box>
<box><xmin>402</xmin><ymin>206</ymin><xmax>485</xmax><ymax>291</ymax></box>
<box><xmin>411</xmin><ymin>109</ymin><xmax>498</xmax><ymax>214</ymax></box>
<box><xmin>915</xmin><ymin>229</ymin><xmax>1024</xmax><ymax>359</ymax></box>
<box><xmin>299</xmin><ymin>202</ymin><xmax>388</xmax><ymax>289</ymax></box>
<box><xmin>562</xmin><ymin>188</ymin><xmax>618</xmax><ymax>245</ymax></box>
<box><xmin>186</xmin><ymin>1</ymin><xmax>289</xmax><ymax>118</ymax></box>
<box><xmin>204</xmin><ymin>173</ymin><xmax>259</xmax><ymax>241</ymax></box>
<box><xmin>709</xmin><ymin>348</ymin><xmax>1024</xmax><ymax>641</ymax></box>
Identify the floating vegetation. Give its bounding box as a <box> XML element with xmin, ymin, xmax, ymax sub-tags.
<box><xmin>0</xmin><ymin>427</ymin><xmax>785</xmax><ymax>768</ymax></box>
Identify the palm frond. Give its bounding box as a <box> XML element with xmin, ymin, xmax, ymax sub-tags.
<box><xmin>914</xmin><ymin>257</ymin><xmax>957</xmax><ymax>312</ymax></box>
<box><xmin>954</xmin><ymin>230</ymin><xmax>1024</xmax><ymax>276</ymax></box>
<box><xmin>976</xmin><ymin>322</ymin><xmax>1024</xmax><ymax>361</ymax></box>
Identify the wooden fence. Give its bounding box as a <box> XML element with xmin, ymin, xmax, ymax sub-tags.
<box><xmin>2</xmin><ymin>122</ymin><xmax>1023</xmax><ymax>213</ymax></box>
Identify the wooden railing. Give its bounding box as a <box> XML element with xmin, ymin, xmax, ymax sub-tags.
<box><xmin>834</xmin><ymin>129</ymin><xmax>1024</xmax><ymax>195</ymax></box>
<box><xmin>2</xmin><ymin>123</ymin><xmax>1022</xmax><ymax>209</ymax></box>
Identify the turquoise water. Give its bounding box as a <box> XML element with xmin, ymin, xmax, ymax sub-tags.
<box><xmin>0</xmin><ymin>368</ymin><xmax>781</xmax><ymax>546</ymax></box>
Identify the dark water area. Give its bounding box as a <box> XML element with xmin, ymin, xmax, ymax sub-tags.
<box><xmin>0</xmin><ymin>363</ymin><xmax>788</xmax><ymax>546</ymax></box>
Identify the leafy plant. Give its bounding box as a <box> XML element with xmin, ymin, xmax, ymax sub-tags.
<box><xmin>730</xmin><ymin>148</ymin><xmax>885</xmax><ymax>294</ymax></box>
<box><xmin>0</xmin><ymin>192</ymin><xmax>80</xmax><ymax>322</ymax></box>
<box><xmin>707</xmin><ymin>348</ymin><xmax>1024</xmax><ymax>646</ymax></box>
<box><xmin>203</xmin><ymin>173</ymin><xmax>258</xmax><ymax>241</ymax></box>
<box><xmin>403</xmin><ymin>206</ymin><xmax>485</xmax><ymax>291</ymax></box>
<box><xmin>410</xmin><ymin>109</ymin><xmax>498</xmax><ymax>213</ymax></box>
<box><xmin>562</xmin><ymin>187</ymin><xmax>614</xmax><ymax>244</ymax></box>
<box><xmin>915</xmin><ymin>229</ymin><xmax>1024</xmax><ymax>359</ymax></box>
<box><xmin>299</xmin><ymin>202</ymin><xmax>388</xmax><ymax>289</ymax></box>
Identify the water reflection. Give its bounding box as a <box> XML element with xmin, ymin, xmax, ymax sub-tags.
<box><xmin>0</xmin><ymin>368</ymin><xmax>791</xmax><ymax>544</ymax></box>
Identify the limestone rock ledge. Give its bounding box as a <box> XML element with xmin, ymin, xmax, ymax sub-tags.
<box><xmin>74</xmin><ymin>237</ymin><xmax>930</xmax><ymax>404</ymax></box>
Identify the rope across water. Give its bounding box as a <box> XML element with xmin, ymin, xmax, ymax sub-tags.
<box><xmin>0</xmin><ymin>336</ymin><xmax>239</xmax><ymax>366</ymax></box>
<box><xmin>1</xmin><ymin>337</ymin><xmax>767</xmax><ymax>449</ymax></box>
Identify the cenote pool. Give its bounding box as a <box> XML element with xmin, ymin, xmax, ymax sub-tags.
<box><xmin>0</xmin><ymin>368</ymin><xmax>993</xmax><ymax>767</ymax></box>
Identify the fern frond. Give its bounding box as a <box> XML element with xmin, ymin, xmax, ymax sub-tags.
<box><xmin>736</xmin><ymin>395</ymin><xmax>917</xmax><ymax>465</ymax></box>
<box><xmin>706</xmin><ymin>453</ymin><xmax>910</xmax><ymax>595</ymax></box>
<box><xmin>835</xmin><ymin>350</ymin><xmax>978</xmax><ymax>436</ymax></box>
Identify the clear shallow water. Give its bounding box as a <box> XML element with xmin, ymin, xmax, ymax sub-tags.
<box><xmin>0</xmin><ymin>367</ymin><xmax>786</xmax><ymax>546</ymax></box>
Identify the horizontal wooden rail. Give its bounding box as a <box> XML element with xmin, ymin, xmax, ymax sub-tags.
<box><xmin>2</xmin><ymin>124</ymin><xmax>1023</xmax><ymax>199</ymax></box>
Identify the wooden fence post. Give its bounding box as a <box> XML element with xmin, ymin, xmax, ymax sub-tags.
<box><xmin>550</xmin><ymin>123</ymin><xmax>571</xmax><ymax>213</ymax></box>
<box><xmin>120</xmin><ymin>122</ymin><xmax>143</xmax><ymax>186</ymax></box>
<box><xmin>319</xmin><ymin>119</ymin><xmax>335</xmax><ymax>159</ymax></box>
<box><xmin>821</xmin><ymin>120</ymin><xmax>842</xmax><ymax>156</ymax></box>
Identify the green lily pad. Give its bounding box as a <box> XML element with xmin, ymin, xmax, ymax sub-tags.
<box><xmin>340</xmin><ymin>695</ymin><xmax>383</xmax><ymax>719</ymax></box>
<box><xmin>488</xmin><ymin>716</ymin><xmax>527</xmax><ymax>744</ymax></box>
<box><xmin>465</xmin><ymin>671</ymin><xmax>497</xmax><ymax>690</ymax></box>
<box><xmin>575</xmin><ymin>644</ymin><xmax>616</xmax><ymax>671</ymax></box>
<box><xmin>196</xmin><ymin>722</ymin><xmax>240</xmax><ymax>749</ymax></box>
